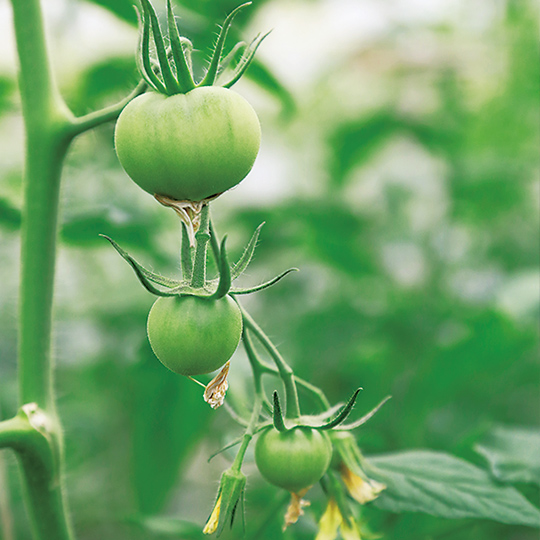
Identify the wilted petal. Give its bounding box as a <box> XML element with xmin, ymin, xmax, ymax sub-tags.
<box><xmin>341</xmin><ymin>465</ymin><xmax>385</xmax><ymax>504</ymax></box>
<box><xmin>283</xmin><ymin>488</ymin><xmax>310</xmax><ymax>530</ymax></box>
<box><xmin>204</xmin><ymin>361</ymin><xmax>230</xmax><ymax>409</ymax></box>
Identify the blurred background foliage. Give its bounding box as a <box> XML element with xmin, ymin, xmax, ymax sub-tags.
<box><xmin>0</xmin><ymin>0</ymin><xmax>538</xmax><ymax>538</ymax></box>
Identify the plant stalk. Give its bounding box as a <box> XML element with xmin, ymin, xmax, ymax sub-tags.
<box><xmin>191</xmin><ymin>204</ymin><xmax>211</xmax><ymax>288</ymax></box>
<box><xmin>9</xmin><ymin>0</ymin><xmax>75</xmax><ymax>537</ymax></box>
<box><xmin>240</xmin><ymin>306</ymin><xmax>301</xmax><ymax>420</ymax></box>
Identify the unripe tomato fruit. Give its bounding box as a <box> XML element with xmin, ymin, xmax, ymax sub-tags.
<box><xmin>147</xmin><ymin>295</ymin><xmax>242</xmax><ymax>376</ymax></box>
<box><xmin>255</xmin><ymin>427</ymin><xmax>332</xmax><ymax>493</ymax></box>
<box><xmin>114</xmin><ymin>87</ymin><xmax>261</xmax><ymax>202</ymax></box>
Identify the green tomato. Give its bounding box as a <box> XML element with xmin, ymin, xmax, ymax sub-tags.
<box><xmin>255</xmin><ymin>427</ymin><xmax>332</xmax><ymax>493</ymax></box>
<box><xmin>147</xmin><ymin>295</ymin><xmax>242</xmax><ymax>376</ymax></box>
<box><xmin>114</xmin><ymin>86</ymin><xmax>261</xmax><ymax>202</ymax></box>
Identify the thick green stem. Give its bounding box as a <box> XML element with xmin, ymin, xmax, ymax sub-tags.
<box><xmin>9</xmin><ymin>0</ymin><xmax>76</xmax><ymax>538</ymax></box>
<box><xmin>0</xmin><ymin>412</ymin><xmax>73</xmax><ymax>540</ymax></box>
<box><xmin>191</xmin><ymin>204</ymin><xmax>210</xmax><ymax>288</ymax></box>
<box><xmin>11</xmin><ymin>0</ymin><xmax>72</xmax><ymax>412</ymax></box>
<box><xmin>240</xmin><ymin>306</ymin><xmax>301</xmax><ymax>420</ymax></box>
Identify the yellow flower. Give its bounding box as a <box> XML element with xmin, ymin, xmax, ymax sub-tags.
<box><xmin>340</xmin><ymin>465</ymin><xmax>386</xmax><ymax>504</ymax></box>
<box><xmin>315</xmin><ymin>499</ymin><xmax>362</xmax><ymax>540</ymax></box>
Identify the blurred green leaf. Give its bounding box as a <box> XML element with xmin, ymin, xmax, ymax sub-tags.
<box><xmin>85</xmin><ymin>0</ymin><xmax>138</xmax><ymax>25</ymax></box>
<box><xmin>0</xmin><ymin>197</ymin><xmax>21</xmax><ymax>230</ymax></box>
<box><xmin>67</xmin><ymin>57</ymin><xmax>139</xmax><ymax>116</ymax></box>
<box><xmin>130</xmin><ymin>342</ymin><xmax>213</xmax><ymax>514</ymax></box>
<box><xmin>475</xmin><ymin>426</ymin><xmax>540</xmax><ymax>487</ymax></box>
<box><xmin>368</xmin><ymin>450</ymin><xmax>540</xmax><ymax>527</ymax></box>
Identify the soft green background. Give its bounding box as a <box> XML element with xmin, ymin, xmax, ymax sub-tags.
<box><xmin>0</xmin><ymin>0</ymin><xmax>538</xmax><ymax>538</ymax></box>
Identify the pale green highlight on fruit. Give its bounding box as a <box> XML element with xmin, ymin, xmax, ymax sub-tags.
<box><xmin>147</xmin><ymin>295</ymin><xmax>242</xmax><ymax>376</ymax></box>
<box><xmin>114</xmin><ymin>86</ymin><xmax>261</xmax><ymax>202</ymax></box>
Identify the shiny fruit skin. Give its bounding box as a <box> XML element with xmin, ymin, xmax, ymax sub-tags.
<box><xmin>114</xmin><ymin>86</ymin><xmax>261</xmax><ymax>201</ymax></box>
<box><xmin>255</xmin><ymin>427</ymin><xmax>332</xmax><ymax>493</ymax></box>
<box><xmin>147</xmin><ymin>295</ymin><xmax>242</xmax><ymax>376</ymax></box>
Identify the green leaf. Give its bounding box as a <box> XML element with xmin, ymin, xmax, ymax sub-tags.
<box><xmin>86</xmin><ymin>0</ymin><xmax>138</xmax><ymax>25</ymax></box>
<box><xmin>131</xmin><ymin>343</ymin><xmax>213</xmax><ymax>515</ymax></box>
<box><xmin>366</xmin><ymin>450</ymin><xmax>540</xmax><ymax>528</ymax></box>
<box><xmin>475</xmin><ymin>425</ymin><xmax>540</xmax><ymax>487</ymax></box>
<box><xmin>0</xmin><ymin>197</ymin><xmax>21</xmax><ymax>230</ymax></box>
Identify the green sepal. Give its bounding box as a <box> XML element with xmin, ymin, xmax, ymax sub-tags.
<box><xmin>137</xmin><ymin>5</ymin><xmax>167</xmax><ymax>93</ymax></box>
<box><xmin>335</xmin><ymin>395</ymin><xmax>391</xmax><ymax>430</ymax></box>
<box><xmin>230</xmin><ymin>222</ymin><xmax>264</xmax><ymax>280</ymax></box>
<box><xmin>317</xmin><ymin>388</ymin><xmax>362</xmax><ymax>430</ymax></box>
<box><xmin>140</xmin><ymin>0</ymin><xmax>180</xmax><ymax>95</ymax></box>
<box><xmin>230</xmin><ymin>268</ymin><xmax>298</xmax><ymax>295</ymax></box>
<box><xmin>297</xmin><ymin>402</ymin><xmax>346</xmax><ymax>426</ymax></box>
<box><xmin>209</xmin><ymin>468</ymin><xmax>247</xmax><ymax>536</ymax></box>
<box><xmin>217</xmin><ymin>41</ymin><xmax>247</xmax><ymax>77</ymax></box>
<box><xmin>272</xmin><ymin>391</ymin><xmax>288</xmax><ymax>432</ymax></box>
<box><xmin>222</xmin><ymin>31</ymin><xmax>272</xmax><ymax>89</ymax></box>
<box><xmin>198</xmin><ymin>2</ymin><xmax>252</xmax><ymax>87</ymax></box>
<box><xmin>166</xmin><ymin>0</ymin><xmax>195</xmax><ymax>92</ymax></box>
<box><xmin>210</xmin><ymin>236</ymin><xmax>232</xmax><ymax>300</ymax></box>
<box><xmin>100</xmin><ymin>235</ymin><xmax>179</xmax><ymax>296</ymax></box>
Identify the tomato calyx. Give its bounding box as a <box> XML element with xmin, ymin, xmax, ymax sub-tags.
<box><xmin>270</xmin><ymin>388</ymin><xmax>365</xmax><ymax>433</ymax></box>
<box><xmin>101</xmin><ymin>219</ymin><xmax>296</xmax><ymax>301</ymax></box>
<box><xmin>138</xmin><ymin>0</ymin><xmax>269</xmax><ymax>96</ymax></box>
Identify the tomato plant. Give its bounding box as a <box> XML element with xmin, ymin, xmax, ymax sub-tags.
<box><xmin>147</xmin><ymin>294</ymin><xmax>242</xmax><ymax>376</ymax></box>
<box><xmin>255</xmin><ymin>427</ymin><xmax>332</xmax><ymax>493</ymax></box>
<box><xmin>114</xmin><ymin>87</ymin><xmax>261</xmax><ymax>202</ymax></box>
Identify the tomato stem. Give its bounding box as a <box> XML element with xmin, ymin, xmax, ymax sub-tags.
<box><xmin>180</xmin><ymin>222</ymin><xmax>194</xmax><ymax>281</ymax></box>
<box><xmin>191</xmin><ymin>204</ymin><xmax>211</xmax><ymax>288</ymax></box>
<box><xmin>231</xmin><ymin>392</ymin><xmax>264</xmax><ymax>473</ymax></box>
<box><xmin>239</xmin><ymin>306</ymin><xmax>301</xmax><ymax>420</ymax></box>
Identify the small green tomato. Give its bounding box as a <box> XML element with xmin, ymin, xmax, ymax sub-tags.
<box><xmin>114</xmin><ymin>86</ymin><xmax>261</xmax><ymax>202</ymax></box>
<box><xmin>255</xmin><ymin>427</ymin><xmax>332</xmax><ymax>493</ymax></box>
<box><xmin>147</xmin><ymin>295</ymin><xmax>242</xmax><ymax>376</ymax></box>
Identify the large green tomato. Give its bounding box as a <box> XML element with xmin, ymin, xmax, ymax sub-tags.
<box><xmin>147</xmin><ymin>295</ymin><xmax>242</xmax><ymax>376</ymax></box>
<box><xmin>255</xmin><ymin>427</ymin><xmax>332</xmax><ymax>493</ymax></box>
<box><xmin>114</xmin><ymin>87</ymin><xmax>261</xmax><ymax>201</ymax></box>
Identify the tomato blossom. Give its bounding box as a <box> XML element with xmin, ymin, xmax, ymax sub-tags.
<box><xmin>315</xmin><ymin>498</ymin><xmax>363</xmax><ymax>540</ymax></box>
